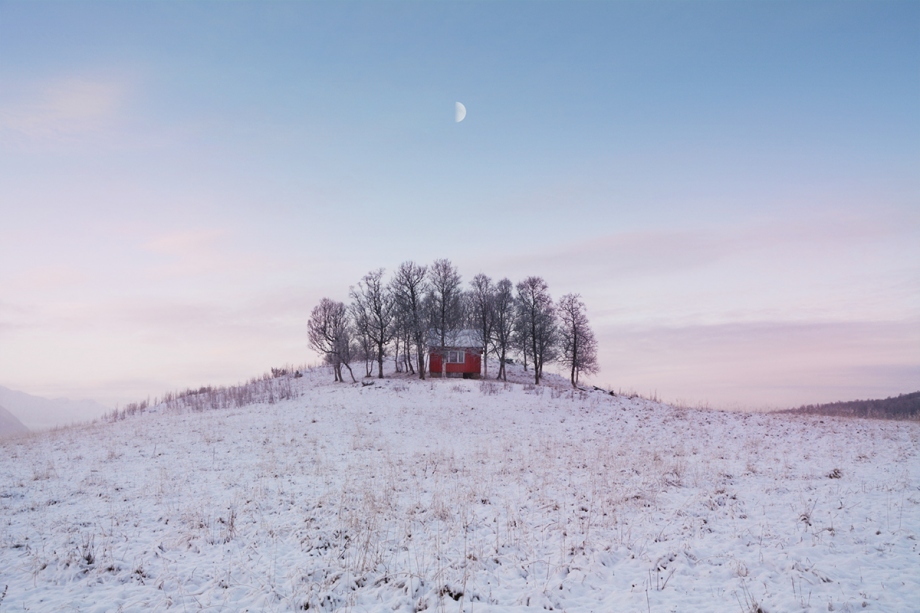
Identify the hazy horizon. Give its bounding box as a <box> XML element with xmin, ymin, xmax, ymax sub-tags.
<box><xmin>1</xmin><ymin>1</ymin><xmax>917</xmax><ymax>410</ymax></box>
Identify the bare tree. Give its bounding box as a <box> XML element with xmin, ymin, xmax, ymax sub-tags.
<box><xmin>516</xmin><ymin>276</ymin><xmax>558</xmax><ymax>385</ymax></box>
<box><xmin>307</xmin><ymin>298</ymin><xmax>357</xmax><ymax>383</ymax></box>
<box><xmin>350</xmin><ymin>300</ymin><xmax>375</xmax><ymax>378</ymax></box>
<box><xmin>491</xmin><ymin>278</ymin><xmax>515</xmax><ymax>381</ymax></box>
<box><xmin>391</xmin><ymin>261</ymin><xmax>429</xmax><ymax>379</ymax></box>
<box><xmin>467</xmin><ymin>273</ymin><xmax>495</xmax><ymax>379</ymax></box>
<box><xmin>392</xmin><ymin>327</ymin><xmax>402</xmax><ymax>373</ymax></box>
<box><xmin>558</xmin><ymin>293</ymin><xmax>599</xmax><ymax>388</ymax></box>
<box><xmin>335</xmin><ymin>325</ymin><xmax>359</xmax><ymax>383</ymax></box>
<box><xmin>350</xmin><ymin>269</ymin><xmax>395</xmax><ymax>379</ymax></box>
<box><xmin>427</xmin><ymin>259</ymin><xmax>465</xmax><ymax>377</ymax></box>
<box><xmin>513</xmin><ymin>305</ymin><xmax>532</xmax><ymax>372</ymax></box>
<box><xmin>391</xmin><ymin>301</ymin><xmax>415</xmax><ymax>375</ymax></box>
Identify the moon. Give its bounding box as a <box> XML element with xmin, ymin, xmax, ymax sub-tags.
<box><xmin>455</xmin><ymin>101</ymin><xmax>466</xmax><ymax>123</ymax></box>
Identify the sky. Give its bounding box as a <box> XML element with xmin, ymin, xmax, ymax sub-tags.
<box><xmin>1</xmin><ymin>1</ymin><xmax>918</xmax><ymax>410</ymax></box>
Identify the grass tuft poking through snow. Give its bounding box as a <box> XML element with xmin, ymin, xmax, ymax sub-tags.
<box><xmin>1</xmin><ymin>366</ymin><xmax>918</xmax><ymax>611</ymax></box>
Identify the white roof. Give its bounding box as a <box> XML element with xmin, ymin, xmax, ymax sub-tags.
<box><xmin>428</xmin><ymin>329</ymin><xmax>482</xmax><ymax>349</ymax></box>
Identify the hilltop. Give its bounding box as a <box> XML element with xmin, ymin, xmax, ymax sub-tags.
<box><xmin>1</xmin><ymin>366</ymin><xmax>918</xmax><ymax>612</ymax></box>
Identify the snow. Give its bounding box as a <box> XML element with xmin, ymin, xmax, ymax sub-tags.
<box><xmin>1</xmin><ymin>366</ymin><xmax>918</xmax><ymax>612</ymax></box>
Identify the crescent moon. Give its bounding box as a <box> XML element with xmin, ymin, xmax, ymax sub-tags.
<box><xmin>455</xmin><ymin>101</ymin><xmax>466</xmax><ymax>123</ymax></box>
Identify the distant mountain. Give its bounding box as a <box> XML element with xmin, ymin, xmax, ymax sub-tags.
<box><xmin>0</xmin><ymin>385</ymin><xmax>110</xmax><ymax>430</ymax></box>
<box><xmin>0</xmin><ymin>404</ymin><xmax>29</xmax><ymax>438</ymax></box>
<box><xmin>780</xmin><ymin>391</ymin><xmax>920</xmax><ymax>421</ymax></box>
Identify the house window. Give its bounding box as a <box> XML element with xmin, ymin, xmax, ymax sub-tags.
<box><xmin>447</xmin><ymin>350</ymin><xmax>465</xmax><ymax>364</ymax></box>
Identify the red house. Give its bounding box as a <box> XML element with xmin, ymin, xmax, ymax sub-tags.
<box><xmin>429</xmin><ymin>330</ymin><xmax>483</xmax><ymax>379</ymax></box>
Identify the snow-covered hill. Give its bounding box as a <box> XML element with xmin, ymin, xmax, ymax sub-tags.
<box><xmin>1</xmin><ymin>368</ymin><xmax>917</xmax><ymax>612</ymax></box>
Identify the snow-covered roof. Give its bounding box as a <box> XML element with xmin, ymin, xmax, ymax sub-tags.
<box><xmin>428</xmin><ymin>329</ymin><xmax>482</xmax><ymax>349</ymax></box>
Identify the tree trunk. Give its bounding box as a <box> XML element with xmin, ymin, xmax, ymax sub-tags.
<box><xmin>532</xmin><ymin>335</ymin><xmax>540</xmax><ymax>385</ymax></box>
<box><xmin>570</xmin><ymin>335</ymin><xmax>578</xmax><ymax>388</ymax></box>
<box><xmin>417</xmin><ymin>341</ymin><xmax>426</xmax><ymax>380</ymax></box>
<box><xmin>334</xmin><ymin>361</ymin><xmax>342</xmax><ymax>382</ymax></box>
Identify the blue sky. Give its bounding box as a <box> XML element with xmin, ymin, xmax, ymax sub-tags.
<box><xmin>1</xmin><ymin>1</ymin><xmax>917</xmax><ymax>409</ymax></box>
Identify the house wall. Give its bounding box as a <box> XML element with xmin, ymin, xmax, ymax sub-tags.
<box><xmin>429</xmin><ymin>348</ymin><xmax>482</xmax><ymax>378</ymax></box>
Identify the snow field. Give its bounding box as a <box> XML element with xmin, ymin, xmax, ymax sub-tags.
<box><xmin>1</xmin><ymin>369</ymin><xmax>918</xmax><ymax>612</ymax></box>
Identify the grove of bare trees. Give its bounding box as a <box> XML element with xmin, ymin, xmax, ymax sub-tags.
<box><xmin>307</xmin><ymin>259</ymin><xmax>599</xmax><ymax>387</ymax></box>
